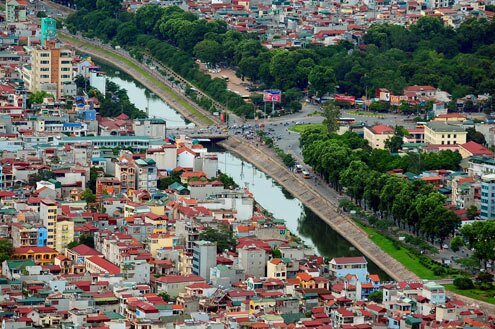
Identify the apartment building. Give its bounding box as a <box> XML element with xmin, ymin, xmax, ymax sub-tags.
<box><xmin>23</xmin><ymin>19</ymin><xmax>73</xmax><ymax>99</ymax></box>
<box><xmin>5</xmin><ymin>0</ymin><xmax>27</xmax><ymax>23</ymax></box>
<box><xmin>192</xmin><ymin>240</ymin><xmax>216</xmax><ymax>282</ymax></box>
<box><xmin>480</xmin><ymin>173</ymin><xmax>495</xmax><ymax>220</ymax></box>
<box><xmin>11</xmin><ymin>223</ymin><xmax>39</xmax><ymax>248</ymax></box>
<box><xmin>27</xmin><ymin>45</ymin><xmax>73</xmax><ymax>98</ymax></box>
<box><xmin>363</xmin><ymin>125</ymin><xmax>394</xmax><ymax>149</ymax></box>
<box><xmin>55</xmin><ymin>220</ymin><xmax>74</xmax><ymax>253</ymax></box>
<box><xmin>424</xmin><ymin>122</ymin><xmax>467</xmax><ymax>145</ymax></box>
<box><xmin>40</xmin><ymin>199</ymin><xmax>57</xmax><ymax>248</ymax></box>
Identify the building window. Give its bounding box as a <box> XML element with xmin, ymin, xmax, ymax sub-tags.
<box><xmin>40</xmin><ymin>60</ymin><xmax>49</xmax><ymax>65</ymax></box>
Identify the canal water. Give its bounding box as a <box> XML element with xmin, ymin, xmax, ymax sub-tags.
<box><xmin>97</xmin><ymin>62</ymin><xmax>189</xmax><ymax>128</ymax></box>
<box><xmin>97</xmin><ymin>61</ymin><xmax>389</xmax><ymax>280</ymax></box>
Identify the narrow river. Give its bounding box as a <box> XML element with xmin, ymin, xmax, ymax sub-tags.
<box><xmin>97</xmin><ymin>60</ymin><xmax>389</xmax><ymax>280</ymax></box>
<box><xmin>99</xmin><ymin>62</ymin><xmax>189</xmax><ymax>128</ymax></box>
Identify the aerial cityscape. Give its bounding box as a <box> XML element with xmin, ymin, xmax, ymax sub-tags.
<box><xmin>0</xmin><ymin>0</ymin><xmax>494</xmax><ymax>328</ymax></box>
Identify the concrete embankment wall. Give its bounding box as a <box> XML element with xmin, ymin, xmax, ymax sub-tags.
<box><xmin>220</xmin><ymin>136</ymin><xmax>416</xmax><ymax>281</ymax></box>
<box><xmin>220</xmin><ymin>136</ymin><xmax>495</xmax><ymax>315</ymax></box>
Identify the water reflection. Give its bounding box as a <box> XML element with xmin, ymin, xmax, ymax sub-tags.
<box><xmin>96</xmin><ymin>61</ymin><xmax>188</xmax><ymax>127</ymax></box>
<box><xmin>217</xmin><ymin>150</ymin><xmax>390</xmax><ymax>280</ymax></box>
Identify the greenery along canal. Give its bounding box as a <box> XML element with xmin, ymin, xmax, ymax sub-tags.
<box><xmin>99</xmin><ymin>62</ymin><xmax>390</xmax><ymax>281</ymax></box>
<box><xmin>216</xmin><ymin>151</ymin><xmax>390</xmax><ymax>280</ymax></box>
<box><xmin>96</xmin><ymin>61</ymin><xmax>190</xmax><ymax>128</ymax></box>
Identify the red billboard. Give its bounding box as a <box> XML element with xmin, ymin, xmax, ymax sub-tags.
<box><xmin>335</xmin><ymin>94</ymin><xmax>356</xmax><ymax>105</ymax></box>
<box><xmin>263</xmin><ymin>90</ymin><xmax>282</xmax><ymax>102</ymax></box>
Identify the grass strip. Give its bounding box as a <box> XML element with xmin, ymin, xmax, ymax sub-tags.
<box><xmin>444</xmin><ymin>284</ymin><xmax>495</xmax><ymax>305</ymax></box>
<box><xmin>288</xmin><ymin>123</ymin><xmax>326</xmax><ymax>133</ymax></box>
<box><xmin>356</xmin><ymin>222</ymin><xmax>441</xmax><ymax>280</ymax></box>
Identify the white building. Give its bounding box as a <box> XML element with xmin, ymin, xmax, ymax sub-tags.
<box><xmin>192</xmin><ymin>240</ymin><xmax>217</xmax><ymax>282</ymax></box>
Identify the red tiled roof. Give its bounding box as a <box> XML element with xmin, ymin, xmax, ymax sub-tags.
<box><xmin>369</xmin><ymin>125</ymin><xmax>394</xmax><ymax>135</ymax></box>
<box><xmin>155</xmin><ymin>274</ymin><xmax>205</xmax><ymax>284</ymax></box>
<box><xmin>85</xmin><ymin>256</ymin><xmax>120</xmax><ymax>275</ymax></box>
<box><xmin>460</xmin><ymin>141</ymin><xmax>493</xmax><ymax>157</ymax></box>
<box><xmin>70</xmin><ymin>244</ymin><xmax>102</xmax><ymax>256</ymax></box>
<box><xmin>15</xmin><ymin>246</ymin><xmax>57</xmax><ymax>254</ymax></box>
<box><xmin>331</xmin><ymin>256</ymin><xmax>367</xmax><ymax>264</ymax></box>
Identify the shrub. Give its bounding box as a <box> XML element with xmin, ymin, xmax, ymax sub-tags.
<box><xmin>453</xmin><ymin>277</ymin><xmax>474</xmax><ymax>290</ymax></box>
<box><xmin>432</xmin><ymin>266</ymin><xmax>446</xmax><ymax>276</ymax></box>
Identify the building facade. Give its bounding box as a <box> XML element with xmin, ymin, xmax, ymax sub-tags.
<box><xmin>40</xmin><ymin>199</ymin><xmax>57</xmax><ymax>248</ymax></box>
<box><xmin>480</xmin><ymin>174</ymin><xmax>495</xmax><ymax>220</ymax></box>
<box><xmin>26</xmin><ymin>43</ymin><xmax>73</xmax><ymax>98</ymax></box>
<box><xmin>363</xmin><ymin>125</ymin><xmax>394</xmax><ymax>149</ymax></box>
<box><xmin>192</xmin><ymin>240</ymin><xmax>216</xmax><ymax>282</ymax></box>
<box><xmin>424</xmin><ymin>122</ymin><xmax>467</xmax><ymax>145</ymax></box>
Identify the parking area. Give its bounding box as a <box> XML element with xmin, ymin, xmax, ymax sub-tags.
<box><xmin>198</xmin><ymin>62</ymin><xmax>254</xmax><ymax>98</ymax></box>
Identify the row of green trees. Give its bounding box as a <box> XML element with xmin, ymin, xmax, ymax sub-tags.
<box><xmin>301</xmin><ymin>128</ymin><xmax>461</xmax><ymax>245</ymax></box>
<box><xmin>459</xmin><ymin>220</ymin><xmax>495</xmax><ymax>269</ymax></box>
<box><xmin>65</xmin><ymin>0</ymin><xmax>495</xmax><ymax>118</ymax></box>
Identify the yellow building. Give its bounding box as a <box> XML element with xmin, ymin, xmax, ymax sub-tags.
<box><xmin>145</xmin><ymin>213</ymin><xmax>168</xmax><ymax>234</ymax></box>
<box><xmin>266</xmin><ymin>259</ymin><xmax>287</xmax><ymax>280</ymax></box>
<box><xmin>363</xmin><ymin>125</ymin><xmax>395</xmax><ymax>149</ymax></box>
<box><xmin>248</xmin><ymin>298</ymin><xmax>276</xmax><ymax>314</ymax></box>
<box><xmin>40</xmin><ymin>199</ymin><xmax>57</xmax><ymax>248</ymax></box>
<box><xmin>424</xmin><ymin>122</ymin><xmax>467</xmax><ymax>145</ymax></box>
<box><xmin>147</xmin><ymin>233</ymin><xmax>178</xmax><ymax>258</ymax></box>
<box><xmin>24</xmin><ymin>43</ymin><xmax>73</xmax><ymax>98</ymax></box>
<box><xmin>296</xmin><ymin>272</ymin><xmax>316</xmax><ymax>289</ymax></box>
<box><xmin>55</xmin><ymin>220</ymin><xmax>74</xmax><ymax>253</ymax></box>
<box><xmin>431</xmin><ymin>113</ymin><xmax>466</xmax><ymax>123</ymax></box>
<box><xmin>13</xmin><ymin>246</ymin><xmax>59</xmax><ymax>265</ymax></box>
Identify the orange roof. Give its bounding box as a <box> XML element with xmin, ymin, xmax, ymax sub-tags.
<box><xmin>297</xmin><ymin>272</ymin><xmax>313</xmax><ymax>282</ymax></box>
<box><xmin>237</xmin><ymin>225</ymin><xmax>254</xmax><ymax>232</ymax></box>
<box><xmin>181</xmin><ymin>171</ymin><xmax>206</xmax><ymax>178</ymax></box>
<box><xmin>369</xmin><ymin>274</ymin><xmax>380</xmax><ymax>282</ymax></box>
<box><xmin>420</xmin><ymin>175</ymin><xmax>443</xmax><ymax>181</ymax></box>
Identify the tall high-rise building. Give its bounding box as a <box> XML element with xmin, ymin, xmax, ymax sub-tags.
<box><xmin>26</xmin><ymin>42</ymin><xmax>73</xmax><ymax>98</ymax></box>
<box><xmin>55</xmin><ymin>220</ymin><xmax>74</xmax><ymax>253</ymax></box>
<box><xmin>192</xmin><ymin>240</ymin><xmax>217</xmax><ymax>282</ymax></box>
<box><xmin>480</xmin><ymin>174</ymin><xmax>495</xmax><ymax>220</ymax></box>
<box><xmin>40</xmin><ymin>199</ymin><xmax>57</xmax><ymax>248</ymax></box>
<box><xmin>40</xmin><ymin>18</ymin><xmax>57</xmax><ymax>47</ymax></box>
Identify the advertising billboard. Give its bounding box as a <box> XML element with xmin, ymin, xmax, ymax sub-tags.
<box><xmin>263</xmin><ymin>90</ymin><xmax>282</xmax><ymax>102</ymax></box>
<box><xmin>390</xmin><ymin>95</ymin><xmax>401</xmax><ymax>106</ymax></box>
<box><xmin>335</xmin><ymin>94</ymin><xmax>356</xmax><ymax>105</ymax></box>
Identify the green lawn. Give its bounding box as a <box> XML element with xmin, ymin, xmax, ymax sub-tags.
<box><xmin>60</xmin><ymin>34</ymin><xmax>213</xmax><ymax>125</ymax></box>
<box><xmin>347</xmin><ymin>110</ymin><xmax>382</xmax><ymax>117</ymax></box>
<box><xmin>356</xmin><ymin>223</ymin><xmax>441</xmax><ymax>280</ymax></box>
<box><xmin>444</xmin><ymin>284</ymin><xmax>495</xmax><ymax>304</ymax></box>
<box><xmin>288</xmin><ymin>123</ymin><xmax>326</xmax><ymax>133</ymax></box>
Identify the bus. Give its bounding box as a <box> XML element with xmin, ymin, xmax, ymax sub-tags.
<box><xmin>337</xmin><ymin>117</ymin><xmax>356</xmax><ymax>125</ymax></box>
